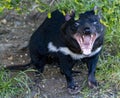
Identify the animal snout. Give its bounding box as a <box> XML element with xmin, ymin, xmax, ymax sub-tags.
<box><xmin>83</xmin><ymin>27</ymin><xmax>91</xmax><ymax>34</ymax></box>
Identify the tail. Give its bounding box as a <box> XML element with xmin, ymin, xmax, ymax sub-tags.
<box><xmin>5</xmin><ymin>62</ymin><xmax>32</xmax><ymax>71</ymax></box>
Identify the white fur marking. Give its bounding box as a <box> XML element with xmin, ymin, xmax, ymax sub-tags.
<box><xmin>48</xmin><ymin>42</ymin><xmax>102</xmax><ymax>60</ymax></box>
<box><xmin>48</xmin><ymin>42</ymin><xmax>58</xmax><ymax>52</ymax></box>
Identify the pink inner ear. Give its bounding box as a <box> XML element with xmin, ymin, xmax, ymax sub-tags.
<box><xmin>65</xmin><ymin>14</ymin><xmax>71</xmax><ymax>21</ymax></box>
<box><xmin>65</xmin><ymin>10</ymin><xmax>75</xmax><ymax>21</ymax></box>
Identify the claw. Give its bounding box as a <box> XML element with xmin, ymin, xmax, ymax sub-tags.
<box><xmin>88</xmin><ymin>81</ymin><xmax>98</xmax><ymax>88</ymax></box>
<box><xmin>67</xmin><ymin>85</ymin><xmax>80</xmax><ymax>94</ymax></box>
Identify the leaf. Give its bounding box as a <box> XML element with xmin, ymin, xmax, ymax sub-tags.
<box><xmin>6</xmin><ymin>0</ymin><xmax>11</xmax><ymax>3</ymax></box>
<box><xmin>100</xmin><ymin>19</ymin><xmax>109</xmax><ymax>27</ymax></box>
<box><xmin>61</xmin><ymin>10</ymin><xmax>66</xmax><ymax>16</ymax></box>
<box><xmin>47</xmin><ymin>12</ymin><xmax>51</xmax><ymax>18</ymax></box>
<box><xmin>37</xmin><ymin>8</ymin><xmax>45</xmax><ymax>13</ymax></box>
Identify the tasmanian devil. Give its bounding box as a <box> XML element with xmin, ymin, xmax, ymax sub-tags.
<box><xmin>6</xmin><ymin>8</ymin><xmax>105</xmax><ymax>94</ymax></box>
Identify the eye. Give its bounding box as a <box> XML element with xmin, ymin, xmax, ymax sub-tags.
<box><xmin>93</xmin><ymin>21</ymin><xmax>97</xmax><ymax>25</ymax></box>
<box><xmin>71</xmin><ymin>22</ymin><xmax>79</xmax><ymax>31</ymax></box>
<box><xmin>74</xmin><ymin>22</ymin><xmax>80</xmax><ymax>27</ymax></box>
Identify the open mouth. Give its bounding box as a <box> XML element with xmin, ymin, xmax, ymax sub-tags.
<box><xmin>74</xmin><ymin>33</ymin><xmax>98</xmax><ymax>55</ymax></box>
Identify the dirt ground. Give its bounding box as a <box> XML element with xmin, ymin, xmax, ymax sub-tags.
<box><xmin>0</xmin><ymin>11</ymin><xmax>98</xmax><ymax>98</ymax></box>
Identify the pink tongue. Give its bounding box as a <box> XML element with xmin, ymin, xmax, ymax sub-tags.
<box><xmin>83</xmin><ymin>36</ymin><xmax>91</xmax><ymax>44</ymax></box>
<box><xmin>82</xmin><ymin>36</ymin><xmax>92</xmax><ymax>55</ymax></box>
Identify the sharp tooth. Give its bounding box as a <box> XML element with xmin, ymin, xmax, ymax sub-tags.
<box><xmin>80</xmin><ymin>38</ymin><xmax>83</xmax><ymax>43</ymax></box>
<box><xmin>83</xmin><ymin>35</ymin><xmax>84</xmax><ymax>38</ymax></box>
<box><xmin>91</xmin><ymin>34</ymin><xmax>94</xmax><ymax>38</ymax></box>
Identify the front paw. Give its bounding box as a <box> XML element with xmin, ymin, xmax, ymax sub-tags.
<box><xmin>67</xmin><ymin>85</ymin><xmax>80</xmax><ymax>94</ymax></box>
<box><xmin>88</xmin><ymin>80</ymin><xmax>98</xmax><ymax>88</ymax></box>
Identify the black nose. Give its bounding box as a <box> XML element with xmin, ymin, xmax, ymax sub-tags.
<box><xmin>84</xmin><ymin>27</ymin><xmax>91</xmax><ymax>34</ymax></box>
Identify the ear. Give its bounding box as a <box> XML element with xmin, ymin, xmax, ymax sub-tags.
<box><xmin>87</xmin><ymin>6</ymin><xmax>98</xmax><ymax>15</ymax></box>
<box><xmin>93</xmin><ymin>6</ymin><xmax>101</xmax><ymax>19</ymax></box>
<box><xmin>79</xmin><ymin>9</ymin><xmax>95</xmax><ymax>18</ymax></box>
<box><xmin>93</xmin><ymin>6</ymin><xmax>98</xmax><ymax>13</ymax></box>
<box><xmin>65</xmin><ymin>10</ymin><xmax>75</xmax><ymax>21</ymax></box>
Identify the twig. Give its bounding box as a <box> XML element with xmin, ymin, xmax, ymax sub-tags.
<box><xmin>49</xmin><ymin>0</ymin><xmax>55</xmax><ymax>6</ymax></box>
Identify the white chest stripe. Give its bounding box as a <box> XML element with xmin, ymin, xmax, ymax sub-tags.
<box><xmin>48</xmin><ymin>42</ymin><xmax>102</xmax><ymax>60</ymax></box>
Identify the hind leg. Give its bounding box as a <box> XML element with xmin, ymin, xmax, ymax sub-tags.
<box><xmin>34</xmin><ymin>59</ymin><xmax>46</xmax><ymax>73</ymax></box>
<box><xmin>31</xmin><ymin>55</ymin><xmax>46</xmax><ymax>73</ymax></box>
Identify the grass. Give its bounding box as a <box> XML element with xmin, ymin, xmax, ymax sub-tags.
<box><xmin>81</xmin><ymin>53</ymin><xmax>120</xmax><ymax>98</ymax></box>
<box><xmin>0</xmin><ymin>67</ymin><xmax>33</xmax><ymax>98</ymax></box>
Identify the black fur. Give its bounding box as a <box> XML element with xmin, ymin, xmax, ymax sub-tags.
<box><xmin>6</xmin><ymin>9</ymin><xmax>105</xmax><ymax>94</ymax></box>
